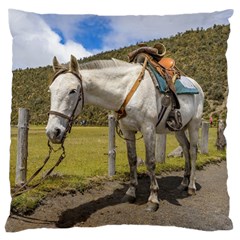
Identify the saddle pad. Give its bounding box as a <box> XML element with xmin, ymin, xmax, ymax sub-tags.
<box><xmin>149</xmin><ymin>64</ymin><xmax>199</xmax><ymax>94</ymax></box>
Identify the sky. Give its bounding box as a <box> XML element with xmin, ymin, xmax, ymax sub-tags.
<box><xmin>9</xmin><ymin>9</ymin><xmax>232</xmax><ymax>69</ymax></box>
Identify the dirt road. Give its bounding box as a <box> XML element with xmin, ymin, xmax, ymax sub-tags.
<box><xmin>5</xmin><ymin>161</ymin><xmax>232</xmax><ymax>232</ymax></box>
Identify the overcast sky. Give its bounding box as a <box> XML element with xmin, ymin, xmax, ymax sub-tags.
<box><xmin>9</xmin><ymin>9</ymin><xmax>232</xmax><ymax>69</ymax></box>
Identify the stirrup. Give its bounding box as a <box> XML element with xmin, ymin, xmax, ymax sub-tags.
<box><xmin>166</xmin><ymin>110</ymin><xmax>182</xmax><ymax>131</ymax></box>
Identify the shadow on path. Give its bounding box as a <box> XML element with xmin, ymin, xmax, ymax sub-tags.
<box><xmin>56</xmin><ymin>174</ymin><xmax>201</xmax><ymax>228</ymax></box>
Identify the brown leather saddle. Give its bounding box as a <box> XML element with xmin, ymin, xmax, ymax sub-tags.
<box><xmin>128</xmin><ymin>43</ymin><xmax>183</xmax><ymax>130</ymax></box>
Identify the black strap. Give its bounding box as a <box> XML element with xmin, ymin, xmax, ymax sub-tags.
<box><xmin>48</xmin><ymin>111</ymin><xmax>72</xmax><ymax>120</ymax></box>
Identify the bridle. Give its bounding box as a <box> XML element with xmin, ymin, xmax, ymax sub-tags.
<box><xmin>48</xmin><ymin>68</ymin><xmax>84</xmax><ymax>135</ymax></box>
<box><xmin>12</xmin><ymin>68</ymin><xmax>84</xmax><ymax>197</ymax></box>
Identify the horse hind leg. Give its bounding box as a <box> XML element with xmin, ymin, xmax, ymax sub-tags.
<box><xmin>175</xmin><ymin>123</ymin><xmax>199</xmax><ymax>195</ymax></box>
<box><xmin>187</xmin><ymin>121</ymin><xmax>200</xmax><ymax>195</ymax></box>
<box><xmin>175</xmin><ymin>130</ymin><xmax>191</xmax><ymax>191</ymax></box>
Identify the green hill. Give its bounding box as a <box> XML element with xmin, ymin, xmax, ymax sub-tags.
<box><xmin>11</xmin><ymin>24</ymin><xmax>230</xmax><ymax>126</ymax></box>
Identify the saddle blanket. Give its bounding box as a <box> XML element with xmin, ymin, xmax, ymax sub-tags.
<box><xmin>149</xmin><ymin>65</ymin><xmax>199</xmax><ymax>94</ymax></box>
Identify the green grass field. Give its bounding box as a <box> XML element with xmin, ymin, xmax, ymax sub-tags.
<box><xmin>9</xmin><ymin>126</ymin><xmax>225</xmax><ymax>214</ymax></box>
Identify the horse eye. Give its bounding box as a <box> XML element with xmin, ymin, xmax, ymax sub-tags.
<box><xmin>69</xmin><ymin>89</ymin><xmax>77</xmax><ymax>95</ymax></box>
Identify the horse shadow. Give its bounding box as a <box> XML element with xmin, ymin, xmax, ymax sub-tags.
<box><xmin>56</xmin><ymin>174</ymin><xmax>201</xmax><ymax>228</ymax></box>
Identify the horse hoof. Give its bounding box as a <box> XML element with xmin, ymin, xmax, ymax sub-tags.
<box><xmin>122</xmin><ymin>194</ymin><xmax>136</xmax><ymax>203</ymax></box>
<box><xmin>146</xmin><ymin>202</ymin><xmax>159</xmax><ymax>212</ymax></box>
<box><xmin>188</xmin><ymin>188</ymin><xmax>196</xmax><ymax>196</ymax></box>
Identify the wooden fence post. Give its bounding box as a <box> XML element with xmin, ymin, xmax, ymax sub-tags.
<box><xmin>15</xmin><ymin>108</ymin><xmax>29</xmax><ymax>186</ymax></box>
<box><xmin>108</xmin><ymin>115</ymin><xmax>116</xmax><ymax>176</ymax></box>
<box><xmin>200</xmin><ymin>121</ymin><xmax>209</xmax><ymax>154</ymax></box>
<box><xmin>155</xmin><ymin>134</ymin><xmax>166</xmax><ymax>163</ymax></box>
<box><xmin>216</xmin><ymin>119</ymin><xmax>226</xmax><ymax>151</ymax></box>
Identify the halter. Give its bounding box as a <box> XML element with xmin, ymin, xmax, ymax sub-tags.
<box><xmin>48</xmin><ymin>68</ymin><xmax>84</xmax><ymax>135</ymax></box>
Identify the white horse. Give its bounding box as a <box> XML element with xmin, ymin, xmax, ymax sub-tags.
<box><xmin>46</xmin><ymin>55</ymin><xmax>204</xmax><ymax>211</ymax></box>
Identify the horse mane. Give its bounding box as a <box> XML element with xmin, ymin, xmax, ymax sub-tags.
<box><xmin>79</xmin><ymin>58</ymin><xmax>132</xmax><ymax>70</ymax></box>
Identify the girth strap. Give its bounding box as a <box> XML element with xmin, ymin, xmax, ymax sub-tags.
<box><xmin>116</xmin><ymin>57</ymin><xmax>148</xmax><ymax>119</ymax></box>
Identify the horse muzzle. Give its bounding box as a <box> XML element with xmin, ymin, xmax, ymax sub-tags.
<box><xmin>46</xmin><ymin>125</ymin><xmax>65</xmax><ymax>144</ymax></box>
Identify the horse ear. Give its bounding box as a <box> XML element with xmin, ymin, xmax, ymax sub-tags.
<box><xmin>52</xmin><ymin>56</ymin><xmax>62</xmax><ymax>72</ymax></box>
<box><xmin>69</xmin><ymin>55</ymin><xmax>79</xmax><ymax>72</ymax></box>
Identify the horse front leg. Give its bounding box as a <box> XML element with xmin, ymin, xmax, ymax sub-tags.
<box><xmin>142</xmin><ymin>124</ymin><xmax>159</xmax><ymax>212</ymax></box>
<box><xmin>122</xmin><ymin>130</ymin><xmax>138</xmax><ymax>203</ymax></box>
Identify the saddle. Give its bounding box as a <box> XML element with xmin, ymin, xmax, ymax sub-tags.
<box><xmin>128</xmin><ymin>43</ymin><xmax>182</xmax><ymax>130</ymax></box>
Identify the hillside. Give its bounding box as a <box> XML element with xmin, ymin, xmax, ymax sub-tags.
<box><xmin>11</xmin><ymin>24</ymin><xmax>230</xmax><ymax>126</ymax></box>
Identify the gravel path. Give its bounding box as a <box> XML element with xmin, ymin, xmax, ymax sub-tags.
<box><xmin>5</xmin><ymin>161</ymin><xmax>232</xmax><ymax>232</ymax></box>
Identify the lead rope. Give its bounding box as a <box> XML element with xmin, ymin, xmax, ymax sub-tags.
<box><xmin>12</xmin><ymin>140</ymin><xmax>66</xmax><ymax>197</ymax></box>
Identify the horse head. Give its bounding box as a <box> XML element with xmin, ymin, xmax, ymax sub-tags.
<box><xmin>46</xmin><ymin>55</ymin><xmax>84</xmax><ymax>144</ymax></box>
